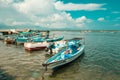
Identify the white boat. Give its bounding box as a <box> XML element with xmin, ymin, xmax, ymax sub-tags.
<box><xmin>42</xmin><ymin>38</ymin><xmax>85</xmax><ymax>70</ymax></box>
<box><xmin>24</xmin><ymin>41</ymin><xmax>49</xmax><ymax>51</ymax></box>
<box><xmin>24</xmin><ymin>40</ymin><xmax>66</xmax><ymax>52</ymax></box>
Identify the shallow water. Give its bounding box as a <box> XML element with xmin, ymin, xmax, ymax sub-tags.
<box><xmin>0</xmin><ymin>31</ymin><xmax>120</xmax><ymax>80</ymax></box>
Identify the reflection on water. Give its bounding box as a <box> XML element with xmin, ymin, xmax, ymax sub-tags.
<box><xmin>0</xmin><ymin>31</ymin><xmax>120</xmax><ymax>80</ymax></box>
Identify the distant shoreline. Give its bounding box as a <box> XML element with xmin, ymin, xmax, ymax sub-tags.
<box><xmin>0</xmin><ymin>29</ymin><xmax>120</xmax><ymax>32</ymax></box>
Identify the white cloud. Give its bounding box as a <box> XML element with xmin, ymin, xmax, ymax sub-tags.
<box><xmin>76</xmin><ymin>16</ymin><xmax>92</xmax><ymax>23</ymax></box>
<box><xmin>0</xmin><ymin>0</ymin><xmax>94</xmax><ymax>29</ymax></box>
<box><xmin>116</xmin><ymin>17</ymin><xmax>120</xmax><ymax>20</ymax></box>
<box><xmin>0</xmin><ymin>0</ymin><xmax>13</xmax><ymax>7</ymax></box>
<box><xmin>29</xmin><ymin>12</ymin><xmax>92</xmax><ymax>28</ymax></box>
<box><xmin>114</xmin><ymin>24</ymin><xmax>120</xmax><ymax>27</ymax></box>
<box><xmin>0</xmin><ymin>0</ymin><xmax>13</xmax><ymax>4</ymax></box>
<box><xmin>14</xmin><ymin>0</ymin><xmax>57</xmax><ymax>16</ymax></box>
<box><xmin>112</xmin><ymin>11</ymin><xmax>120</xmax><ymax>14</ymax></box>
<box><xmin>12</xmin><ymin>21</ymin><xmax>28</xmax><ymax>25</ymax></box>
<box><xmin>97</xmin><ymin>17</ymin><xmax>105</xmax><ymax>22</ymax></box>
<box><xmin>31</xmin><ymin>12</ymin><xmax>91</xmax><ymax>28</ymax></box>
<box><xmin>117</xmin><ymin>17</ymin><xmax>120</xmax><ymax>19</ymax></box>
<box><xmin>113</xmin><ymin>17</ymin><xmax>120</xmax><ymax>21</ymax></box>
<box><xmin>12</xmin><ymin>0</ymin><xmax>93</xmax><ymax>28</ymax></box>
<box><xmin>54</xmin><ymin>1</ymin><xmax>106</xmax><ymax>11</ymax></box>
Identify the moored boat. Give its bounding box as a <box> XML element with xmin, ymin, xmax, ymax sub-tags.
<box><xmin>5</xmin><ymin>37</ymin><xmax>13</xmax><ymax>44</ymax></box>
<box><xmin>16</xmin><ymin>36</ymin><xmax>29</xmax><ymax>44</ymax></box>
<box><xmin>42</xmin><ymin>38</ymin><xmax>85</xmax><ymax>70</ymax></box>
<box><xmin>24</xmin><ymin>41</ymin><xmax>49</xmax><ymax>51</ymax></box>
<box><xmin>46</xmin><ymin>36</ymin><xmax>64</xmax><ymax>42</ymax></box>
<box><xmin>24</xmin><ymin>36</ymin><xmax>65</xmax><ymax>52</ymax></box>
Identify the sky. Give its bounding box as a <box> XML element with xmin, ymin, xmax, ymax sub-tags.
<box><xmin>0</xmin><ymin>0</ymin><xmax>120</xmax><ymax>30</ymax></box>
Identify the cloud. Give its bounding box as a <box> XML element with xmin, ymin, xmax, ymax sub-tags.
<box><xmin>116</xmin><ymin>17</ymin><xmax>120</xmax><ymax>20</ymax></box>
<box><xmin>13</xmin><ymin>0</ymin><xmax>57</xmax><ymax>16</ymax></box>
<box><xmin>0</xmin><ymin>0</ymin><xmax>94</xmax><ymax>29</ymax></box>
<box><xmin>113</xmin><ymin>17</ymin><xmax>120</xmax><ymax>21</ymax></box>
<box><xmin>31</xmin><ymin>12</ymin><xmax>92</xmax><ymax>28</ymax></box>
<box><xmin>97</xmin><ymin>17</ymin><xmax>105</xmax><ymax>22</ymax></box>
<box><xmin>0</xmin><ymin>0</ymin><xmax>13</xmax><ymax>7</ymax></box>
<box><xmin>12</xmin><ymin>21</ymin><xmax>30</xmax><ymax>25</ymax></box>
<box><xmin>0</xmin><ymin>0</ymin><xmax>13</xmax><ymax>4</ymax></box>
<box><xmin>114</xmin><ymin>24</ymin><xmax>120</xmax><ymax>27</ymax></box>
<box><xmin>76</xmin><ymin>16</ymin><xmax>92</xmax><ymax>23</ymax></box>
<box><xmin>112</xmin><ymin>11</ymin><xmax>120</xmax><ymax>14</ymax></box>
<box><xmin>54</xmin><ymin>1</ymin><xmax>106</xmax><ymax>11</ymax></box>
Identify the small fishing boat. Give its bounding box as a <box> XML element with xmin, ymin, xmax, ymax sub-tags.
<box><xmin>15</xmin><ymin>32</ymin><xmax>41</xmax><ymax>44</ymax></box>
<box><xmin>4</xmin><ymin>37</ymin><xmax>13</xmax><ymax>44</ymax></box>
<box><xmin>24</xmin><ymin>41</ymin><xmax>49</xmax><ymax>51</ymax></box>
<box><xmin>16</xmin><ymin>36</ymin><xmax>29</xmax><ymax>44</ymax></box>
<box><xmin>24</xmin><ymin>40</ymin><xmax>66</xmax><ymax>52</ymax></box>
<box><xmin>42</xmin><ymin>38</ymin><xmax>85</xmax><ymax>70</ymax></box>
<box><xmin>31</xmin><ymin>36</ymin><xmax>45</xmax><ymax>42</ymax></box>
<box><xmin>46</xmin><ymin>36</ymin><xmax>64</xmax><ymax>42</ymax></box>
<box><xmin>24</xmin><ymin>36</ymin><xmax>64</xmax><ymax>51</ymax></box>
<box><xmin>15</xmin><ymin>32</ymin><xmax>33</xmax><ymax>44</ymax></box>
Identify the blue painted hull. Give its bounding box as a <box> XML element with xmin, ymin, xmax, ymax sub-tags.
<box><xmin>43</xmin><ymin>39</ymin><xmax>85</xmax><ymax>70</ymax></box>
<box><xmin>46</xmin><ymin>36</ymin><xmax>64</xmax><ymax>42</ymax></box>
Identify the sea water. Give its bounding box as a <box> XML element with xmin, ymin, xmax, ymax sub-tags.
<box><xmin>0</xmin><ymin>31</ymin><xmax>120</xmax><ymax>80</ymax></box>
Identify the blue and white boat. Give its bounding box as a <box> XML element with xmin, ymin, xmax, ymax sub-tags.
<box><xmin>42</xmin><ymin>38</ymin><xmax>85</xmax><ymax>70</ymax></box>
<box><xmin>15</xmin><ymin>32</ymin><xmax>42</xmax><ymax>44</ymax></box>
<box><xmin>31</xmin><ymin>36</ymin><xmax>45</xmax><ymax>42</ymax></box>
<box><xmin>46</xmin><ymin>36</ymin><xmax>64</xmax><ymax>42</ymax></box>
<box><xmin>16</xmin><ymin>36</ymin><xmax>29</xmax><ymax>43</ymax></box>
<box><xmin>15</xmin><ymin>32</ymin><xmax>33</xmax><ymax>44</ymax></box>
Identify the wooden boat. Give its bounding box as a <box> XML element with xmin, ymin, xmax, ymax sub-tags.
<box><xmin>5</xmin><ymin>37</ymin><xmax>13</xmax><ymax>44</ymax></box>
<box><xmin>24</xmin><ymin>41</ymin><xmax>49</xmax><ymax>51</ymax></box>
<box><xmin>42</xmin><ymin>38</ymin><xmax>85</xmax><ymax>70</ymax></box>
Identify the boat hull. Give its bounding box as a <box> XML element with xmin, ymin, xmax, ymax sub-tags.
<box><xmin>43</xmin><ymin>45</ymin><xmax>85</xmax><ymax>69</ymax></box>
<box><xmin>25</xmin><ymin>46</ymin><xmax>46</xmax><ymax>51</ymax></box>
<box><xmin>46</xmin><ymin>36</ymin><xmax>64</xmax><ymax>42</ymax></box>
<box><xmin>5</xmin><ymin>38</ymin><xmax>13</xmax><ymax>44</ymax></box>
<box><xmin>24</xmin><ymin>42</ymin><xmax>49</xmax><ymax>51</ymax></box>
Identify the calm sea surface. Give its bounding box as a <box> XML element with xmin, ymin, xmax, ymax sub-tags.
<box><xmin>0</xmin><ymin>31</ymin><xmax>120</xmax><ymax>80</ymax></box>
